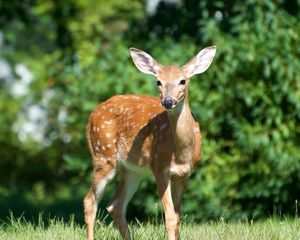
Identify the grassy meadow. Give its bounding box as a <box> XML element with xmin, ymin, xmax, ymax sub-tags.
<box><xmin>0</xmin><ymin>214</ymin><xmax>299</xmax><ymax>240</ymax></box>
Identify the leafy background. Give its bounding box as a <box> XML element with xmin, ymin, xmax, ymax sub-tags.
<box><xmin>0</xmin><ymin>0</ymin><xmax>299</xmax><ymax>223</ymax></box>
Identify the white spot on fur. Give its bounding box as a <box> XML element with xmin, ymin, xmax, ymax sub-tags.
<box><xmin>102</xmin><ymin>145</ymin><xmax>106</xmax><ymax>151</ymax></box>
<box><xmin>106</xmin><ymin>133</ymin><xmax>112</xmax><ymax>138</ymax></box>
<box><xmin>97</xmin><ymin>140</ymin><xmax>100</xmax><ymax>146</ymax></box>
<box><xmin>104</xmin><ymin>120</ymin><xmax>112</xmax><ymax>125</ymax></box>
<box><xmin>93</xmin><ymin>126</ymin><xmax>96</xmax><ymax>132</ymax></box>
<box><xmin>107</xmin><ymin>144</ymin><xmax>112</xmax><ymax>148</ymax></box>
<box><xmin>96</xmin><ymin>127</ymin><xmax>100</xmax><ymax>132</ymax></box>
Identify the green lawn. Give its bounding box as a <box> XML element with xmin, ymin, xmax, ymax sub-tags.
<box><xmin>0</xmin><ymin>215</ymin><xmax>299</xmax><ymax>240</ymax></box>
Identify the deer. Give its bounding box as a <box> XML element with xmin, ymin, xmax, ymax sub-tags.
<box><xmin>83</xmin><ymin>46</ymin><xmax>217</xmax><ymax>240</ymax></box>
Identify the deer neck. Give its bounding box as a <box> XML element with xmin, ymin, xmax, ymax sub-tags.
<box><xmin>166</xmin><ymin>95</ymin><xmax>195</xmax><ymax>154</ymax></box>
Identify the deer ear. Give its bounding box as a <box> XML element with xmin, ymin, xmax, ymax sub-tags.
<box><xmin>130</xmin><ymin>48</ymin><xmax>161</xmax><ymax>76</ymax></box>
<box><xmin>183</xmin><ymin>46</ymin><xmax>216</xmax><ymax>78</ymax></box>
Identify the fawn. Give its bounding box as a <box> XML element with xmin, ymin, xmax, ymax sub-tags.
<box><xmin>83</xmin><ymin>46</ymin><xmax>217</xmax><ymax>240</ymax></box>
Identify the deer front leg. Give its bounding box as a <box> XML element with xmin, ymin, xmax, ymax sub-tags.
<box><xmin>171</xmin><ymin>180</ymin><xmax>187</xmax><ymax>238</ymax></box>
<box><xmin>155</xmin><ymin>173</ymin><xmax>179</xmax><ymax>240</ymax></box>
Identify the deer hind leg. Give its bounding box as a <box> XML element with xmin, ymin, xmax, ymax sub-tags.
<box><xmin>106</xmin><ymin>168</ymin><xmax>141</xmax><ymax>240</ymax></box>
<box><xmin>84</xmin><ymin>157</ymin><xmax>116</xmax><ymax>240</ymax></box>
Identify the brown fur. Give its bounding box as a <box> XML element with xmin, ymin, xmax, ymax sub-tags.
<box><xmin>84</xmin><ymin>93</ymin><xmax>201</xmax><ymax>240</ymax></box>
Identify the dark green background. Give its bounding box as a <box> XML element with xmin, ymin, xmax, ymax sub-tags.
<box><xmin>0</xmin><ymin>0</ymin><xmax>299</xmax><ymax>223</ymax></box>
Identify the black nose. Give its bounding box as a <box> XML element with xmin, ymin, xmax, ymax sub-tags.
<box><xmin>162</xmin><ymin>97</ymin><xmax>176</xmax><ymax>109</ymax></box>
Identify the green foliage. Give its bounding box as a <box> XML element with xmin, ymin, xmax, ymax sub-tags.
<box><xmin>0</xmin><ymin>0</ymin><xmax>300</xmax><ymax>222</ymax></box>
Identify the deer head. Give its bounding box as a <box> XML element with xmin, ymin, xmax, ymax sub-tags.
<box><xmin>130</xmin><ymin>46</ymin><xmax>216</xmax><ymax>110</ymax></box>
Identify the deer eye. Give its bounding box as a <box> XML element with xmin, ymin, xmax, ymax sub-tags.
<box><xmin>156</xmin><ymin>80</ymin><xmax>162</xmax><ymax>86</ymax></box>
<box><xmin>179</xmin><ymin>79</ymin><xmax>186</xmax><ymax>85</ymax></box>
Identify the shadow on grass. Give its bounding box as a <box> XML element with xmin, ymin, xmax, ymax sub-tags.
<box><xmin>0</xmin><ymin>191</ymin><xmax>150</xmax><ymax>226</ymax></box>
<box><xmin>0</xmin><ymin>193</ymin><xmax>84</xmax><ymax>225</ymax></box>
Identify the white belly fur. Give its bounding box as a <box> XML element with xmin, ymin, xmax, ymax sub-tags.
<box><xmin>116</xmin><ymin>153</ymin><xmax>152</xmax><ymax>177</ymax></box>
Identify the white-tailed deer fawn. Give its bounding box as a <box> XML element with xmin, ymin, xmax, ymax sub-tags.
<box><xmin>83</xmin><ymin>46</ymin><xmax>216</xmax><ymax>240</ymax></box>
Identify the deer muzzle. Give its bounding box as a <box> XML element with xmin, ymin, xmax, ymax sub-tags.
<box><xmin>161</xmin><ymin>97</ymin><xmax>177</xmax><ymax>109</ymax></box>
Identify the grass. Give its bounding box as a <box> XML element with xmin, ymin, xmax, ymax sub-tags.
<box><xmin>0</xmin><ymin>214</ymin><xmax>299</xmax><ymax>240</ymax></box>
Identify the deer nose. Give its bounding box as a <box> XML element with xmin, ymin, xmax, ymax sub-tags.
<box><xmin>162</xmin><ymin>97</ymin><xmax>176</xmax><ymax>109</ymax></box>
